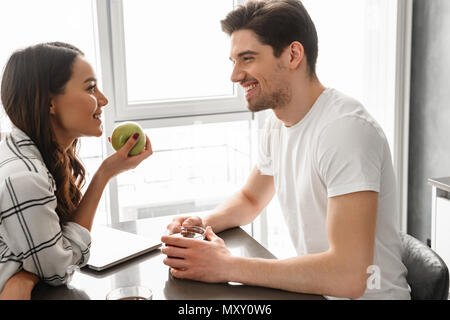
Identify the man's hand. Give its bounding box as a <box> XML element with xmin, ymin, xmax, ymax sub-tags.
<box><xmin>166</xmin><ymin>216</ymin><xmax>205</xmax><ymax>235</ymax></box>
<box><xmin>161</xmin><ymin>227</ymin><xmax>232</xmax><ymax>283</ymax></box>
<box><xmin>0</xmin><ymin>270</ymin><xmax>39</xmax><ymax>300</ymax></box>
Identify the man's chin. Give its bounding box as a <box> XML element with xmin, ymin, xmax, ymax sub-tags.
<box><xmin>246</xmin><ymin>103</ymin><xmax>272</xmax><ymax>113</ymax></box>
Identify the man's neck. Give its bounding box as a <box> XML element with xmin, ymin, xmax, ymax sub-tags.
<box><xmin>273</xmin><ymin>78</ymin><xmax>326</xmax><ymax>128</ymax></box>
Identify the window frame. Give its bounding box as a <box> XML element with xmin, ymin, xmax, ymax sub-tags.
<box><xmin>393</xmin><ymin>0</ymin><xmax>413</xmax><ymax>233</ymax></box>
<box><xmin>105</xmin><ymin>0</ymin><xmax>246</xmax><ymax>122</ymax></box>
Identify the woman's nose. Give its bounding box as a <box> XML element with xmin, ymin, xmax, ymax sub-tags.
<box><xmin>97</xmin><ymin>90</ymin><xmax>108</xmax><ymax>107</ymax></box>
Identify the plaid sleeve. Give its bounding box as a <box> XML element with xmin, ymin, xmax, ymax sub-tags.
<box><xmin>0</xmin><ymin>171</ymin><xmax>91</xmax><ymax>287</ymax></box>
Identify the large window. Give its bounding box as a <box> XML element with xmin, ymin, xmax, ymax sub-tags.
<box><xmin>95</xmin><ymin>0</ymin><xmax>253</xmax><ymax>224</ymax></box>
<box><xmin>0</xmin><ymin>0</ymin><xmax>250</xmax><ymax>227</ymax></box>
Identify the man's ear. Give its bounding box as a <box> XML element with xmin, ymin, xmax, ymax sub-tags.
<box><xmin>288</xmin><ymin>41</ymin><xmax>305</xmax><ymax>70</ymax></box>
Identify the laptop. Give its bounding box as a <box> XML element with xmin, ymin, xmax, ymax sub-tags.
<box><xmin>86</xmin><ymin>225</ymin><xmax>162</xmax><ymax>271</ymax></box>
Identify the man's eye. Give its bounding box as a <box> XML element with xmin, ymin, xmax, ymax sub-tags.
<box><xmin>243</xmin><ymin>56</ymin><xmax>253</xmax><ymax>62</ymax></box>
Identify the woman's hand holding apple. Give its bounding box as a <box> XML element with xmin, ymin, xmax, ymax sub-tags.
<box><xmin>101</xmin><ymin>131</ymin><xmax>153</xmax><ymax>180</ymax></box>
<box><xmin>110</xmin><ymin>122</ymin><xmax>146</xmax><ymax>156</ymax></box>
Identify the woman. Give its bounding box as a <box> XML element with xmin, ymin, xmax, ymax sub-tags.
<box><xmin>0</xmin><ymin>42</ymin><xmax>152</xmax><ymax>299</ymax></box>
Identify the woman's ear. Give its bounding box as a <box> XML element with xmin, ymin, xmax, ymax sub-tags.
<box><xmin>49</xmin><ymin>100</ymin><xmax>56</xmax><ymax>115</ymax></box>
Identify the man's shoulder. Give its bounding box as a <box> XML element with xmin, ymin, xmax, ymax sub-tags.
<box><xmin>320</xmin><ymin>88</ymin><xmax>367</xmax><ymax>120</ymax></box>
<box><xmin>318</xmin><ymin>89</ymin><xmax>385</xmax><ymax>140</ymax></box>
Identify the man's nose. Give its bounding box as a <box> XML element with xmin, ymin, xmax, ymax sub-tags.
<box><xmin>230</xmin><ymin>64</ymin><xmax>245</xmax><ymax>83</ymax></box>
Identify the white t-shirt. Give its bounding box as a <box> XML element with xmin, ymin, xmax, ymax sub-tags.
<box><xmin>257</xmin><ymin>88</ymin><xmax>410</xmax><ymax>300</ymax></box>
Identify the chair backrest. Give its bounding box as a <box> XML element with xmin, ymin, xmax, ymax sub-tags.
<box><xmin>400</xmin><ymin>232</ymin><xmax>449</xmax><ymax>300</ymax></box>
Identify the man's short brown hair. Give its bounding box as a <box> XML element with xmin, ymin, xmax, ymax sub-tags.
<box><xmin>221</xmin><ymin>0</ymin><xmax>318</xmax><ymax>76</ymax></box>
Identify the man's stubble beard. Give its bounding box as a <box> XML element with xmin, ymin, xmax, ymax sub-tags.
<box><xmin>246</xmin><ymin>82</ymin><xmax>292</xmax><ymax>113</ymax></box>
<box><xmin>246</xmin><ymin>62</ymin><xmax>292</xmax><ymax>113</ymax></box>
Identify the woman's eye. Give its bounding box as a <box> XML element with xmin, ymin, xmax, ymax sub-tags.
<box><xmin>88</xmin><ymin>85</ymin><xmax>96</xmax><ymax>93</ymax></box>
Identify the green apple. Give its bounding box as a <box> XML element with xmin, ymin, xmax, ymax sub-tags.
<box><xmin>111</xmin><ymin>121</ymin><xmax>146</xmax><ymax>156</ymax></box>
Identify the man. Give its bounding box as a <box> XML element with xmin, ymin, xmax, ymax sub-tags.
<box><xmin>161</xmin><ymin>0</ymin><xmax>410</xmax><ymax>299</ymax></box>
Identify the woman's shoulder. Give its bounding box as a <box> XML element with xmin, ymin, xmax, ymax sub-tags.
<box><xmin>0</xmin><ymin>170</ymin><xmax>57</xmax><ymax>219</ymax></box>
<box><xmin>0</xmin><ymin>139</ymin><xmax>55</xmax><ymax>194</ymax></box>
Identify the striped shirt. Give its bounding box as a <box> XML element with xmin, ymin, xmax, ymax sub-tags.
<box><xmin>0</xmin><ymin>126</ymin><xmax>91</xmax><ymax>292</ymax></box>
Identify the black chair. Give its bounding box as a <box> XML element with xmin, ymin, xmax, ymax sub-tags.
<box><xmin>400</xmin><ymin>232</ymin><xmax>449</xmax><ymax>300</ymax></box>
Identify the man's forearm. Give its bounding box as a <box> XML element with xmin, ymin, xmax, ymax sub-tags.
<box><xmin>226</xmin><ymin>251</ymin><xmax>369</xmax><ymax>299</ymax></box>
<box><xmin>204</xmin><ymin>190</ymin><xmax>264</xmax><ymax>233</ymax></box>
<box><xmin>203</xmin><ymin>167</ymin><xmax>275</xmax><ymax>233</ymax></box>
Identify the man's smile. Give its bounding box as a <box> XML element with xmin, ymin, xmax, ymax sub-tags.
<box><xmin>242</xmin><ymin>81</ymin><xmax>259</xmax><ymax>99</ymax></box>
